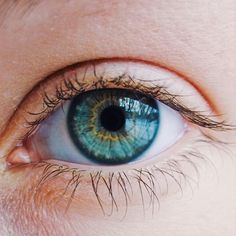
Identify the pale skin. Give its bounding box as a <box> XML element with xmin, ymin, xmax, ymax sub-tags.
<box><xmin>0</xmin><ymin>0</ymin><xmax>236</xmax><ymax>235</ymax></box>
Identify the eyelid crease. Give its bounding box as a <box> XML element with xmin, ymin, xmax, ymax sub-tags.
<box><xmin>0</xmin><ymin>60</ymin><xmax>232</xmax><ymax>161</ymax></box>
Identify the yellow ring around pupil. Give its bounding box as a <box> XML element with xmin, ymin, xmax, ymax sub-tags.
<box><xmin>68</xmin><ymin>88</ymin><xmax>160</xmax><ymax>164</ymax></box>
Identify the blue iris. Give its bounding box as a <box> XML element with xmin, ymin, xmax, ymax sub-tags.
<box><xmin>67</xmin><ymin>89</ymin><xmax>160</xmax><ymax>165</ymax></box>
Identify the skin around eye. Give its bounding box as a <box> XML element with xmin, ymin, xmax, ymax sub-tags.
<box><xmin>25</xmin><ymin>88</ymin><xmax>186</xmax><ymax>166</ymax></box>
<box><xmin>1</xmin><ymin>59</ymin><xmax>232</xmax><ymax>233</ymax></box>
<box><xmin>0</xmin><ymin>1</ymin><xmax>235</xmax><ymax>235</ymax></box>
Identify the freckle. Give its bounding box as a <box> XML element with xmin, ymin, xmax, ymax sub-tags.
<box><xmin>7</xmin><ymin>147</ymin><xmax>32</xmax><ymax>165</ymax></box>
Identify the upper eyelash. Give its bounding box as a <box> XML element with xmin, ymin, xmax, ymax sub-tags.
<box><xmin>25</xmin><ymin>69</ymin><xmax>230</xmax><ymax>140</ymax></box>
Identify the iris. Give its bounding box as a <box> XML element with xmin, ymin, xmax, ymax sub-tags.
<box><xmin>67</xmin><ymin>89</ymin><xmax>160</xmax><ymax>165</ymax></box>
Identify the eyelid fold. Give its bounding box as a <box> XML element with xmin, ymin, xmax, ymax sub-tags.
<box><xmin>0</xmin><ymin>60</ymin><xmax>225</xmax><ymax>164</ymax></box>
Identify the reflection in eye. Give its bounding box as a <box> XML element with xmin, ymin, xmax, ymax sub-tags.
<box><xmin>27</xmin><ymin>88</ymin><xmax>185</xmax><ymax>165</ymax></box>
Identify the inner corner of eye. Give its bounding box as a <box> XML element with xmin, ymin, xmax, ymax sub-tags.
<box><xmin>7</xmin><ymin>145</ymin><xmax>33</xmax><ymax>166</ymax></box>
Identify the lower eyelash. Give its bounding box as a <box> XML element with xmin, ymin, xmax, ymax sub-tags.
<box><xmin>13</xmin><ymin>131</ymin><xmax>230</xmax><ymax>219</ymax></box>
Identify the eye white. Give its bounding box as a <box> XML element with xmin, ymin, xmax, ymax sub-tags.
<box><xmin>28</xmin><ymin>98</ymin><xmax>186</xmax><ymax>165</ymax></box>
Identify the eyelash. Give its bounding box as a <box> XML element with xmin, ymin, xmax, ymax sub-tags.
<box><xmin>9</xmin><ymin>63</ymin><xmax>233</xmax><ymax>217</ymax></box>
<box><xmin>25</xmin><ymin>132</ymin><xmax>227</xmax><ymax>218</ymax></box>
<box><xmin>25</xmin><ymin>67</ymin><xmax>228</xmax><ymax>138</ymax></box>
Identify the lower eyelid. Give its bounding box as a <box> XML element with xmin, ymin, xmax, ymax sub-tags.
<box><xmin>5</xmin><ymin>163</ymin><xmax>169</xmax><ymax>217</ymax></box>
<box><xmin>4</xmin><ymin>128</ymin><xmax>213</xmax><ymax>218</ymax></box>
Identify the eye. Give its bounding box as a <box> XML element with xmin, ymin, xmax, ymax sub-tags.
<box><xmin>26</xmin><ymin>88</ymin><xmax>185</xmax><ymax>165</ymax></box>
<box><xmin>2</xmin><ymin>60</ymin><xmax>228</xmax><ymax>217</ymax></box>
<box><xmin>4</xmin><ymin>60</ymin><xmax>225</xmax><ymax>169</ymax></box>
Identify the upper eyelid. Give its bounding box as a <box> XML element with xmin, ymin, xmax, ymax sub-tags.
<box><xmin>30</xmin><ymin>59</ymin><xmax>223</xmax><ymax>126</ymax></box>
<box><xmin>49</xmin><ymin>58</ymin><xmax>218</xmax><ymax>113</ymax></box>
<box><xmin>43</xmin><ymin>58</ymin><xmax>221</xmax><ymax>114</ymax></box>
<box><xmin>0</xmin><ymin>59</ymin><xmax>231</xmax><ymax>160</ymax></box>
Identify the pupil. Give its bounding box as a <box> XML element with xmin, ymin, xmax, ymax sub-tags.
<box><xmin>100</xmin><ymin>105</ymin><xmax>125</xmax><ymax>132</ymax></box>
